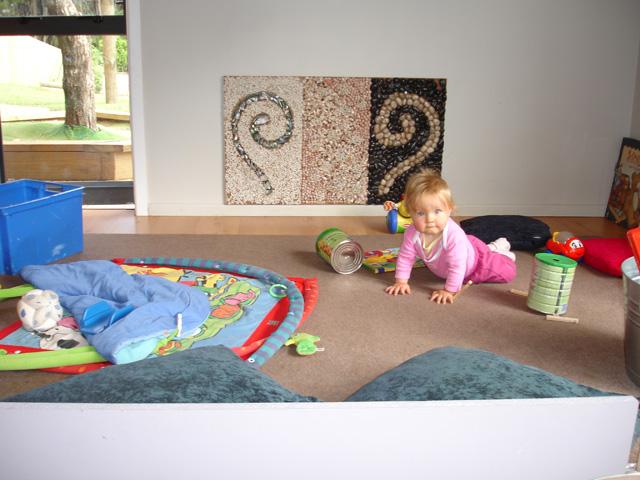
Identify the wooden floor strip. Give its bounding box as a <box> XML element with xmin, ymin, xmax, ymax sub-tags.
<box><xmin>82</xmin><ymin>210</ymin><xmax>627</xmax><ymax>237</ymax></box>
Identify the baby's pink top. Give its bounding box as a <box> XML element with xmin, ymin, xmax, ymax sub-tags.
<box><xmin>395</xmin><ymin>219</ymin><xmax>477</xmax><ymax>292</ymax></box>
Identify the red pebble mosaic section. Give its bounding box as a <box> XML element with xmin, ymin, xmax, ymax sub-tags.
<box><xmin>300</xmin><ymin>77</ymin><xmax>371</xmax><ymax>204</ymax></box>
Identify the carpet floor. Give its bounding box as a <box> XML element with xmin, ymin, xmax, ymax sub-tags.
<box><xmin>1</xmin><ymin>233</ymin><xmax>639</xmax><ymax>402</ymax></box>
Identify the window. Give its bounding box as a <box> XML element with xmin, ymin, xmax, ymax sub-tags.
<box><xmin>0</xmin><ymin>0</ymin><xmax>131</xmax><ymax>206</ymax></box>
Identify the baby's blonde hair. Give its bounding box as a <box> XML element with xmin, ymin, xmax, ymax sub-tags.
<box><xmin>403</xmin><ymin>168</ymin><xmax>454</xmax><ymax>215</ymax></box>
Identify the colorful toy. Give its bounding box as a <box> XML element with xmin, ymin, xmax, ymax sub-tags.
<box><xmin>0</xmin><ymin>320</ymin><xmax>109</xmax><ymax>374</ymax></box>
<box><xmin>0</xmin><ymin>257</ymin><xmax>319</xmax><ymax>373</ymax></box>
<box><xmin>362</xmin><ymin>247</ymin><xmax>426</xmax><ymax>274</ymax></box>
<box><xmin>384</xmin><ymin>199</ymin><xmax>413</xmax><ymax>234</ymax></box>
<box><xmin>285</xmin><ymin>333</ymin><xmax>322</xmax><ymax>356</ymax></box>
<box><xmin>545</xmin><ymin>231</ymin><xmax>585</xmax><ymax>262</ymax></box>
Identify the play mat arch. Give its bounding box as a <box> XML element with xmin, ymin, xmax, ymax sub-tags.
<box><xmin>0</xmin><ymin>256</ymin><xmax>318</xmax><ymax>373</ymax></box>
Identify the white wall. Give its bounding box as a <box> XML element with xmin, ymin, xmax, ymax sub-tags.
<box><xmin>130</xmin><ymin>0</ymin><xmax>640</xmax><ymax>216</ymax></box>
<box><xmin>2</xmin><ymin>397</ymin><xmax>638</xmax><ymax>480</ymax></box>
<box><xmin>0</xmin><ymin>36</ymin><xmax>61</xmax><ymax>86</ymax></box>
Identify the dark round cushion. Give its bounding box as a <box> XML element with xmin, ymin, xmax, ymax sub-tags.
<box><xmin>460</xmin><ymin>215</ymin><xmax>551</xmax><ymax>251</ymax></box>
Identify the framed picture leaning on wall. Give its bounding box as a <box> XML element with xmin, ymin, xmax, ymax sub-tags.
<box><xmin>605</xmin><ymin>137</ymin><xmax>640</xmax><ymax>228</ymax></box>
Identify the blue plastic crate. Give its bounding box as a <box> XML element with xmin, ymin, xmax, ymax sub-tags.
<box><xmin>0</xmin><ymin>180</ymin><xmax>84</xmax><ymax>275</ymax></box>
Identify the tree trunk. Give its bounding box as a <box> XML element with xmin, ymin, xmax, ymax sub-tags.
<box><xmin>30</xmin><ymin>0</ymin><xmax>41</xmax><ymax>15</ymax></box>
<box><xmin>46</xmin><ymin>0</ymin><xmax>97</xmax><ymax>130</ymax></box>
<box><xmin>101</xmin><ymin>0</ymin><xmax>118</xmax><ymax>104</ymax></box>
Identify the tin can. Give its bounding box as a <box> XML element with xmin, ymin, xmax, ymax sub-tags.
<box><xmin>527</xmin><ymin>253</ymin><xmax>577</xmax><ymax>315</ymax></box>
<box><xmin>622</xmin><ymin>257</ymin><xmax>640</xmax><ymax>386</ymax></box>
<box><xmin>316</xmin><ymin>227</ymin><xmax>363</xmax><ymax>274</ymax></box>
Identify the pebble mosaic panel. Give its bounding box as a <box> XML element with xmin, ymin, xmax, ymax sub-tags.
<box><xmin>224</xmin><ymin>76</ymin><xmax>304</xmax><ymax>205</ymax></box>
<box><xmin>224</xmin><ymin>76</ymin><xmax>446</xmax><ymax>205</ymax></box>
<box><xmin>301</xmin><ymin>77</ymin><xmax>371</xmax><ymax>204</ymax></box>
<box><xmin>367</xmin><ymin>78</ymin><xmax>447</xmax><ymax>205</ymax></box>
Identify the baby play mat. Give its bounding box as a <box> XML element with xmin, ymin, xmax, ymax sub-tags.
<box><xmin>0</xmin><ymin>257</ymin><xmax>318</xmax><ymax>373</ymax></box>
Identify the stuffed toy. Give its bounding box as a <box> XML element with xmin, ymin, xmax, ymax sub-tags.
<box><xmin>17</xmin><ymin>289</ymin><xmax>63</xmax><ymax>332</ymax></box>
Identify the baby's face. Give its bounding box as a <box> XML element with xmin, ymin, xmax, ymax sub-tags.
<box><xmin>411</xmin><ymin>193</ymin><xmax>451</xmax><ymax>235</ymax></box>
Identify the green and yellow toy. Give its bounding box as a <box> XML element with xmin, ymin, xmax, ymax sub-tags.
<box><xmin>285</xmin><ymin>333</ymin><xmax>322</xmax><ymax>356</ymax></box>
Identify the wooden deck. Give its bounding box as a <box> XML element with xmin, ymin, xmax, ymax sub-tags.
<box><xmin>4</xmin><ymin>141</ymin><xmax>132</xmax><ymax>181</ymax></box>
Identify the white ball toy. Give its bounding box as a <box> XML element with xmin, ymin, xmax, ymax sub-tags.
<box><xmin>17</xmin><ymin>289</ymin><xmax>63</xmax><ymax>333</ymax></box>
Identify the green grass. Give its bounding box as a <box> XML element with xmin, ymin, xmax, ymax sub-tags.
<box><xmin>0</xmin><ymin>83</ymin><xmax>130</xmax><ymax>141</ymax></box>
<box><xmin>3</xmin><ymin>121</ymin><xmax>130</xmax><ymax>141</ymax></box>
<box><xmin>0</xmin><ymin>83</ymin><xmax>130</xmax><ymax>112</ymax></box>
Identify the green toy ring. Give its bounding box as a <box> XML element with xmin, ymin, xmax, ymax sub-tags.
<box><xmin>269</xmin><ymin>283</ymin><xmax>287</xmax><ymax>298</ymax></box>
<box><xmin>0</xmin><ymin>346</ymin><xmax>106</xmax><ymax>371</ymax></box>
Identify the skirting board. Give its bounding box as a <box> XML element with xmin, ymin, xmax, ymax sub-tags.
<box><xmin>146</xmin><ymin>202</ymin><xmax>607</xmax><ymax>216</ymax></box>
<box><xmin>0</xmin><ymin>397</ymin><xmax>636</xmax><ymax>480</ymax></box>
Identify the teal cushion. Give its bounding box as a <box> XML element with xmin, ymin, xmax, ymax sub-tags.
<box><xmin>345</xmin><ymin>346</ymin><xmax>612</xmax><ymax>401</ymax></box>
<box><xmin>2</xmin><ymin>346</ymin><xmax>317</xmax><ymax>403</ymax></box>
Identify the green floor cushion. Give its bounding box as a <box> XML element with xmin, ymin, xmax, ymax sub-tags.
<box><xmin>2</xmin><ymin>346</ymin><xmax>318</xmax><ymax>403</ymax></box>
<box><xmin>345</xmin><ymin>346</ymin><xmax>614</xmax><ymax>402</ymax></box>
<box><xmin>346</xmin><ymin>346</ymin><xmax>640</xmax><ymax>442</ymax></box>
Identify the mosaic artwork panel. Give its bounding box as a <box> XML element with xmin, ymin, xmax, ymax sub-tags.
<box><xmin>300</xmin><ymin>77</ymin><xmax>371</xmax><ymax>204</ymax></box>
<box><xmin>224</xmin><ymin>76</ymin><xmax>304</xmax><ymax>205</ymax></box>
<box><xmin>367</xmin><ymin>78</ymin><xmax>447</xmax><ymax>205</ymax></box>
<box><xmin>224</xmin><ymin>76</ymin><xmax>446</xmax><ymax>205</ymax></box>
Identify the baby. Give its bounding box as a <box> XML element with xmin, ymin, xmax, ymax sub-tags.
<box><xmin>385</xmin><ymin>169</ymin><xmax>516</xmax><ymax>304</ymax></box>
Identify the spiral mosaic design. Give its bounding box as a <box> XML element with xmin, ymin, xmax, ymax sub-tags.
<box><xmin>373</xmin><ymin>92</ymin><xmax>441</xmax><ymax>195</ymax></box>
<box><xmin>230</xmin><ymin>91</ymin><xmax>294</xmax><ymax>195</ymax></box>
<box><xmin>223</xmin><ymin>76</ymin><xmax>447</xmax><ymax>205</ymax></box>
<box><xmin>367</xmin><ymin>78</ymin><xmax>447</xmax><ymax>204</ymax></box>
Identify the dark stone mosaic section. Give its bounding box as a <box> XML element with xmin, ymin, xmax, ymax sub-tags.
<box><xmin>367</xmin><ymin>78</ymin><xmax>447</xmax><ymax>205</ymax></box>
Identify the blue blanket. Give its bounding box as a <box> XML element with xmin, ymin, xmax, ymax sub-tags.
<box><xmin>20</xmin><ymin>260</ymin><xmax>211</xmax><ymax>364</ymax></box>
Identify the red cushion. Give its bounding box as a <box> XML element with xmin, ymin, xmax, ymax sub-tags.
<box><xmin>581</xmin><ymin>237</ymin><xmax>633</xmax><ymax>277</ymax></box>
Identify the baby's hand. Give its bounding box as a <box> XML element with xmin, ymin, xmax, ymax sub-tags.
<box><xmin>385</xmin><ymin>282</ymin><xmax>411</xmax><ymax>296</ymax></box>
<box><xmin>430</xmin><ymin>289</ymin><xmax>455</xmax><ymax>304</ymax></box>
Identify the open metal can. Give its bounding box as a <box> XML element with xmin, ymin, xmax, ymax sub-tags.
<box><xmin>316</xmin><ymin>227</ymin><xmax>363</xmax><ymax>274</ymax></box>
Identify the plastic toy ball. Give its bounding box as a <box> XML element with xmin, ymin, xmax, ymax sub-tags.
<box><xmin>546</xmin><ymin>231</ymin><xmax>585</xmax><ymax>262</ymax></box>
<box><xmin>17</xmin><ymin>289</ymin><xmax>63</xmax><ymax>333</ymax></box>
